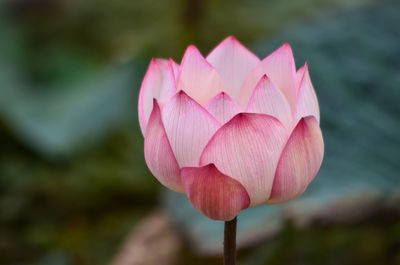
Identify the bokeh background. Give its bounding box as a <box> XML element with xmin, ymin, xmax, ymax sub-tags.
<box><xmin>1</xmin><ymin>0</ymin><xmax>400</xmax><ymax>264</ymax></box>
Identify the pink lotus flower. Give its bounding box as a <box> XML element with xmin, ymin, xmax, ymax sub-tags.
<box><xmin>139</xmin><ymin>36</ymin><xmax>324</xmax><ymax>221</ymax></box>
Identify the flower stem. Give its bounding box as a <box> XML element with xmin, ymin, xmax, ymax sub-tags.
<box><xmin>223</xmin><ymin>216</ymin><xmax>237</xmax><ymax>265</ymax></box>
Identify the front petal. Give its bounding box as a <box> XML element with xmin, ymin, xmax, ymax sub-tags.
<box><xmin>267</xmin><ymin>116</ymin><xmax>324</xmax><ymax>203</ymax></box>
<box><xmin>239</xmin><ymin>43</ymin><xmax>297</xmax><ymax>110</ymax></box>
<box><xmin>246</xmin><ymin>75</ymin><xmax>293</xmax><ymax>129</ymax></box>
<box><xmin>206</xmin><ymin>36</ymin><xmax>260</xmax><ymax>101</ymax></box>
<box><xmin>138</xmin><ymin>58</ymin><xmax>177</xmax><ymax>135</ymax></box>
<box><xmin>177</xmin><ymin>45</ymin><xmax>227</xmax><ymax>106</ymax></box>
<box><xmin>162</xmin><ymin>91</ymin><xmax>221</xmax><ymax>167</ymax></box>
<box><xmin>206</xmin><ymin>92</ymin><xmax>241</xmax><ymax>124</ymax></box>
<box><xmin>295</xmin><ymin>63</ymin><xmax>320</xmax><ymax>123</ymax></box>
<box><xmin>144</xmin><ymin>100</ymin><xmax>183</xmax><ymax>193</ymax></box>
<box><xmin>200</xmin><ymin>113</ymin><xmax>288</xmax><ymax>206</ymax></box>
<box><xmin>181</xmin><ymin>164</ymin><xmax>250</xmax><ymax>221</ymax></box>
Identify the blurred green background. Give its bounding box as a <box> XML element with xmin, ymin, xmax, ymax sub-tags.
<box><xmin>1</xmin><ymin>0</ymin><xmax>400</xmax><ymax>265</ymax></box>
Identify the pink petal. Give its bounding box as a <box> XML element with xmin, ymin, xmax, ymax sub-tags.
<box><xmin>296</xmin><ymin>63</ymin><xmax>307</xmax><ymax>90</ymax></box>
<box><xmin>246</xmin><ymin>75</ymin><xmax>293</xmax><ymax>129</ymax></box>
<box><xmin>295</xmin><ymin>64</ymin><xmax>320</xmax><ymax>123</ymax></box>
<box><xmin>177</xmin><ymin>45</ymin><xmax>227</xmax><ymax>106</ymax></box>
<box><xmin>144</xmin><ymin>100</ymin><xmax>183</xmax><ymax>193</ymax></box>
<box><xmin>200</xmin><ymin>113</ymin><xmax>288</xmax><ymax>206</ymax></box>
<box><xmin>169</xmin><ymin>58</ymin><xmax>180</xmax><ymax>81</ymax></box>
<box><xmin>138</xmin><ymin>58</ymin><xmax>177</xmax><ymax>135</ymax></box>
<box><xmin>162</xmin><ymin>91</ymin><xmax>221</xmax><ymax>167</ymax></box>
<box><xmin>268</xmin><ymin>116</ymin><xmax>324</xmax><ymax>203</ymax></box>
<box><xmin>206</xmin><ymin>92</ymin><xmax>241</xmax><ymax>124</ymax></box>
<box><xmin>239</xmin><ymin>43</ymin><xmax>297</xmax><ymax>110</ymax></box>
<box><xmin>181</xmin><ymin>164</ymin><xmax>250</xmax><ymax>221</ymax></box>
<box><xmin>206</xmin><ymin>36</ymin><xmax>260</xmax><ymax>101</ymax></box>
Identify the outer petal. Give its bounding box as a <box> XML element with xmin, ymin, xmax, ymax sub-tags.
<box><xmin>268</xmin><ymin>116</ymin><xmax>324</xmax><ymax>203</ymax></box>
<box><xmin>295</xmin><ymin>64</ymin><xmax>320</xmax><ymax>123</ymax></box>
<box><xmin>296</xmin><ymin>63</ymin><xmax>307</xmax><ymax>90</ymax></box>
<box><xmin>169</xmin><ymin>58</ymin><xmax>180</xmax><ymax>81</ymax></box>
<box><xmin>200</xmin><ymin>113</ymin><xmax>288</xmax><ymax>206</ymax></box>
<box><xmin>206</xmin><ymin>92</ymin><xmax>241</xmax><ymax>124</ymax></box>
<box><xmin>206</xmin><ymin>36</ymin><xmax>260</xmax><ymax>101</ymax></box>
<box><xmin>181</xmin><ymin>164</ymin><xmax>250</xmax><ymax>221</ymax></box>
<box><xmin>162</xmin><ymin>91</ymin><xmax>221</xmax><ymax>167</ymax></box>
<box><xmin>246</xmin><ymin>75</ymin><xmax>293</xmax><ymax>129</ymax></box>
<box><xmin>138</xmin><ymin>59</ymin><xmax>177</xmax><ymax>135</ymax></box>
<box><xmin>144</xmin><ymin>100</ymin><xmax>183</xmax><ymax>193</ymax></box>
<box><xmin>177</xmin><ymin>45</ymin><xmax>227</xmax><ymax>106</ymax></box>
<box><xmin>239</xmin><ymin>43</ymin><xmax>297</xmax><ymax>110</ymax></box>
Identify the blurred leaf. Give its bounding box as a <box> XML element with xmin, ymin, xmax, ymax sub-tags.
<box><xmin>165</xmin><ymin>0</ymin><xmax>400</xmax><ymax>255</ymax></box>
<box><xmin>0</xmin><ymin>62</ymin><xmax>137</xmax><ymax>157</ymax></box>
<box><xmin>0</xmin><ymin>14</ymin><xmax>140</xmax><ymax>157</ymax></box>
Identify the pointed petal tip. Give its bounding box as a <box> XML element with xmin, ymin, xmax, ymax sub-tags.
<box><xmin>185</xmin><ymin>44</ymin><xmax>201</xmax><ymax>55</ymax></box>
<box><xmin>207</xmin><ymin>91</ymin><xmax>226</xmax><ymax>102</ymax></box>
<box><xmin>222</xmin><ymin>35</ymin><xmax>240</xmax><ymax>45</ymax></box>
<box><xmin>177</xmin><ymin>89</ymin><xmax>187</xmax><ymax>96</ymax></box>
<box><xmin>215</xmin><ymin>35</ymin><xmax>259</xmax><ymax>60</ymax></box>
<box><xmin>295</xmin><ymin>65</ymin><xmax>320</xmax><ymax>122</ymax></box>
<box><xmin>219</xmin><ymin>36</ymin><xmax>256</xmax><ymax>53</ymax></box>
<box><xmin>298</xmin><ymin>62</ymin><xmax>308</xmax><ymax>70</ymax></box>
<box><xmin>300</xmin><ymin>62</ymin><xmax>309</xmax><ymax>72</ymax></box>
<box><xmin>212</xmin><ymin>91</ymin><xmax>231</xmax><ymax>99</ymax></box>
<box><xmin>167</xmin><ymin>57</ymin><xmax>178</xmax><ymax>67</ymax></box>
<box><xmin>213</xmin><ymin>91</ymin><xmax>240</xmax><ymax>104</ymax></box>
<box><xmin>246</xmin><ymin>75</ymin><xmax>293</xmax><ymax>127</ymax></box>
<box><xmin>282</xmin><ymin>43</ymin><xmax>295</xmax><ymax>56</ymax></box>
<box><xmin>149</xmin><ymin>58</ymin><xmax>166</xmax><ymax>66</ymax></box>
<box><xmin>187</xmin><ymin>44</ymin><xmax>198</xmax><ymax>50</ymax></box>
<box><xmin>175</xmin><ymin>90</ymin><xmax>193</xmax><ymax>103</ymax></box>
<box><xmin>258</xmin><ymin>74</ymin><xmax>269</xmax><ymax>83</ymax></box>
<box><xmin>206</xmin><ymin>91</ymin><xmax>241</xmax><ymax>124</ymax></box>
<box><xmin>152</xmin><ymin>98</ymin><xmax>158</xmax><ymax>107</ymax></box>
<box><xmin>269</xmin><ymin>42</ymin><xmax>294</xmax><ymax>61</ymax></box>
<box><xmin>180</xmin><ymin>45</ymin><xmax>204</xmax><ymax>65</ymax></box>
<box><xmin>145</xmin><ymin>58</ymin><xmax>161</xmax><ymax>75</ymax></box>
<box><xmin>281</xmin><ymin>42</ymin><xmax>293</xmax><ymax>50</ymax></box>
<box><xmin>175</xmin><ymin>90</ymin><xmax>205</xmax><ymax>106</ymax></box>
<box><xmin>249</xmin><ymin>74</ymin><xmax>270</xmax><ymax>90</ymax></box>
